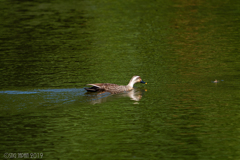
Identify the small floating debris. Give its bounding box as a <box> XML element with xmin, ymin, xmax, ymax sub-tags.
<box><xmin>212</xmin><ymin>79</ymin><xmax>224</xmax><ymax>83</ymax></box>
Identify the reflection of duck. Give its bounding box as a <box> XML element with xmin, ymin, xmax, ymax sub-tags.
<box><xmin>85</xmin><ymin>88</ymin><xmax>146</xmax><ymax>104</ymax></box>
<box><xmin>85</xmin><ymin>76</ymin><xmax>147</xmax><ymax>94</ymax></box>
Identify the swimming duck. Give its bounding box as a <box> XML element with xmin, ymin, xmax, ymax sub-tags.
<box><xmin>85</xmin><ymin>75</ymin><xmax>147</xmax><ymax>94</ymax></box>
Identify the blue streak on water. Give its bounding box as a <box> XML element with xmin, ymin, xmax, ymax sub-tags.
<box><xmin>0</xmin><ymin>91</ymin><xmax>39</xmax><ymax>94</ymax></box>
<box><xmin>0</xmin><ymin>88</ymin><xmax>86</xmax><ymax>110</ymax></box>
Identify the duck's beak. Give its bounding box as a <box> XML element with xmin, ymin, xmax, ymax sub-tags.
<box><xmin>140</xmin><ymin>80</ymin><xmax>147</xmax><ymax>84</ymax></box>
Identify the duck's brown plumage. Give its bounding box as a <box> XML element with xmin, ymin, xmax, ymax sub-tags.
<box><xmin>85</xmin><ymin>83</ymin><xmax>129</xmax><ymax>94</ymax></box>
<box><xmin>84</xmin><ymin>76</ymin><xmax>147</xmax><ymax>94</ymax></box>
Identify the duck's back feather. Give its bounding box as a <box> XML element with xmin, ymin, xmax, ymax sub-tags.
<box><xmin>85</xmin><ymin>83</ymin><xmax>128</xmax><ymax>93</ymax></box>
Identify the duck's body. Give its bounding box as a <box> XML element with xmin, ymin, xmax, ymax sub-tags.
<box><xmin>85</xmin><ymin>76</ymin><xmax>146</xmax><ymax>94</ymax></box>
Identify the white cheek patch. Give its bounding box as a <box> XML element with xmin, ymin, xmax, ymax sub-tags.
<box><xmin>132</xmin><ymin>76</ymin><xmax>139</xmax><ymax>82</ymax></box>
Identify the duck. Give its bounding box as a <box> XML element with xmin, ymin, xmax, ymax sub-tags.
<box><xmin>84</xmin><ymin>75</ymin><xmax>147</xmax><ymax>94</ymax></box>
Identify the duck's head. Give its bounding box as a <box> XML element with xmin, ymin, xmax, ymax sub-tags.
<box><xmin>128</xmin><ymin>75</ymin><xmax>147</xmax><ymax>88</ymax></box>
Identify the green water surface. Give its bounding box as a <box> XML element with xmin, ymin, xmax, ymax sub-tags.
<box><xmin>1</xmin><ymin>0</ymin><xmax>240</xmax><ymax>159</ymax></box>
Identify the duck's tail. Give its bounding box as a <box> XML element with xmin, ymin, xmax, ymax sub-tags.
<box><xmin>84</xmin><ymin>86</ymin><xmax>100</xmax><ymax>92</ymax></box>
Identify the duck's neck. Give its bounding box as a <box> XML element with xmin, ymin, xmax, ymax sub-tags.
<box><xmin>127</xmin><ymin>80</ymin><xmax>136</xmax><ymax>89</ymax></box>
